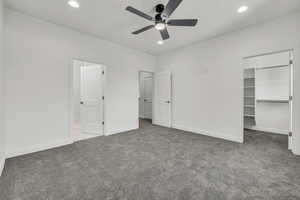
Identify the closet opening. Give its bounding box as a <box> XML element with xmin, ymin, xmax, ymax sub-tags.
<box><xmin>243</xmin><ymin>50</ymin><xmax>294</xmax><ymax>151</ymax></box>
<box><xmin>139</xmin><ymin>71</ymin><xmax>154</xmax><ymax>126</ymax></box>
<box><xmin>71</xmin><ymin>59</ymin><xmax>106</xmax><ymax>142</ymax></box>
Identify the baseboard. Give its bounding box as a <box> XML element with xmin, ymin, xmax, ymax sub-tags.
<box><xmin>172</xmin><ymin>124</ymin><xmax>243</xmax><ymax>143</ymax></box>
<box><xmin>106</xmin><ymin>127</ymin><xmax>139</xmax><ymax>136</ymax></box>
<box><xmin>292</xmin><ymin>148</ymin><xmax>300</xmax><ymax>156</ymax></box>
<box><xmin>6</xmin><ymin>127</ymin><xmax>140</xmax><ymax>158</ymax></box>
<box><xmin>5</xmin><ymin>138</ymin><xmax>73</xmax><ymax>159</ymax></box>
<box><xmin>246</xmin><ymin>126</ymin><xmax>288</xmax><ymax>135</ymax></box>
<box><xmin>153</xmin><ymin>121</ymin><xmax>171</xmax><ymax>128</ymax></box>
<box><xmin>0</xmin><ymin>158</ymin><xmax>4</xmax><ymax>177</ymax></box>
<box><xmin>74</xmin><ymin>134</ymin><xmax>101</xmax><ymax>142</ymax></box>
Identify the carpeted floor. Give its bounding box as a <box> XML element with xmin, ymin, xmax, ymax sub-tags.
<box><xmin>1</xmin><ymin>120</ymin><xmax>300</xmax><ymax>200</ymax></box>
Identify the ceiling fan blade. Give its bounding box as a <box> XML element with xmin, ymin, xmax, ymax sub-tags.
<box><xmin>160</xmin><ymin>28</ymin><xmax>170</xmax><ymax>40</ymax></box>
<box><xmin>132</xmin><ymin>25</ymin><xmax>155</xmax><ymax>34</ymax></box>
<box><xmin>126</xmin><ymin>6</ymin><xmax>153</xmax><ymax>21</ymax></box>
<box><xmin>167</xmin><ymin>19</ymin><xmax>198</xmax><ymax>26</ymax></box>
<box><xmin>163</xmin><ymin>0</ymin><xmax>183</xmax><ymax>17</ymax></box>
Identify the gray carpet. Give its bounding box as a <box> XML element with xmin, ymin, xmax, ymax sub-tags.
<box><xmin>1</xmin><ymin>120</ymin><xmax>300</xmax><ymax>200</ymax></box>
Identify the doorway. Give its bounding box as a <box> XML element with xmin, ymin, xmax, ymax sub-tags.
<box><xmin>243</xmin><ymin>50</ymin><xmax>294</xmax><ymax>151</ymax></box>
<box><xmin>71</xmin><ymin>59</ymin><xmax>106</xmax><ymax>142</ymax></box>
<box><xmin>139</xmin><ymin>71</ymin><xmax>154</xmax><ymax>124</ymax></box>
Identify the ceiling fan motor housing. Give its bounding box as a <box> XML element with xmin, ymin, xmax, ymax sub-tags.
<box><xmin>155</xmin><ymin>14</ymin><xmax>163</xmax><ymax>22</ymax></box>
<box><xmin>155</xmin><ymin>4</ymin><xmax>165</xmax><ymax>13</ymax></box>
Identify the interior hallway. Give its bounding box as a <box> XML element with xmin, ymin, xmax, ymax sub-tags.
<box><xmin>0</xmin><ymin>120</ymin><xmax>300</xmax><ymax>200</ymax></box>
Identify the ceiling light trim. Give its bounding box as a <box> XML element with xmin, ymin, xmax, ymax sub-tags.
<box><xmin>68</xmin><ymin>0</ymin><xmax>80</xmax><ymax>8</ymax></box>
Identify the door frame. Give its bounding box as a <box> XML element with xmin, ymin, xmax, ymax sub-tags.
<box><xmin>69</xmin><ymin>58</ymin><xmax>107</xmax><ymax>142</ymax></box>
<box><xmin>242</xmin><ymin>49</ymin><xmax>294</xmax><ymax>152</ymax></box>
<box><xmin>139</xmin><ymin>71</ymin><xmax>154</xmax><ymax>124</ymax></box>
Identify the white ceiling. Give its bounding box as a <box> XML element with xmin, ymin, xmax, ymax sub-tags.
<box><xmin>4</xmin><ymin>0</ymin><xmax>300</xmax><ymax>55</ymax></box>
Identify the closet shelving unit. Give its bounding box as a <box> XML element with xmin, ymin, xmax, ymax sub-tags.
<box><xmin>244</xmin><ymin>68</ymin><xmax>256</xmax><ymax>126</ymax></box>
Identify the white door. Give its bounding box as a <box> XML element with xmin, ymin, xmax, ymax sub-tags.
<box><xmin>288</xmin><ymin>52</ymin><xmax>293</xmax><ymax>150</ymax></box>
<box><xmin>154</xmin><ymin>71</ymin><xmax>172</xmax><ymax>127</ymax></box>
<box><xmin>80</xmin><ymin>64</ymin><xmax>104</xmax><ymax>135</ymax></box>
<box><xmin>144</xmin><ymin>76</ymin><xmax>153</xmax><ymax>119</ymax></box>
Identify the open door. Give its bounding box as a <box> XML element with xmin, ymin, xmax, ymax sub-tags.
<box><xmin>288</xmin><ymin>52</ymin><xmax>293</xmax><ymax>150</ymax></box>
<box><xmin>143</xmin><ymin>76</ymin><xmax>153</xmax><ymax>119</ymax></box>
<box><xmin>80</xmin><ymin>64</ymin><xmax>104</xmax><ymax>135</ymax></box>
<box><xmin>154</xmin><ymin>71</ymin><xmax>172</xmax><ymax>127</ymax></box>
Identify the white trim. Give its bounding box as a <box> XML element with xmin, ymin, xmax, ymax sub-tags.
<box><xmin>292</xmin><ymin>148</ymin><xmax>300</xmax><ymax>156</ymax></box>
<box><xmin>0</xmin><ymin>159</ymin><xmax>4</xmax><ymax>177</ymax></box>
<box><xmin>5</xmin><ymin>139</ymin><xmax>73</xmax><ymax>159</ymax></box>
<box><xmin>153</xmin><ymin>121</ymin><xmax>172</xmax><ymax>128</ymax></box>
<box><xmin>243</xmin><ymin>49</ymin><xmax>293</xmax><ymax>60</ymax></box>
<box><xmin>74</xmin><ymin>134</ymin><xmax>101</xmax><ymax>142</ymax></box>
<box><xmin>245</xmin><ymin>126</ymin><xmax>289</xmax><ymax>135</ymax></box>
<box><xmin>106</xmin><ymin>127</ymin><xmax>138</xmax><ymax>136</ymax></box>
<box><xmin>4</xmin><ymin>126</ymin><xmax>138</xmax><ymax>159</ymax></box>
<box><xmin>173</xmin><ymin>124</ymin><xmax>243</xmax><ymax>143</ymax></box>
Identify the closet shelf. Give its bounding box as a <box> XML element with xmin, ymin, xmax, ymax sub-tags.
<box><xmin>244</xmin><ymin>86</ymin><xmax>255</xmax><ymax>89</ymax></box>
<box><xmin>244</xmin><ymin>77</ymin><xmax>255</xmax><ymax>80</ymax></box>
<box><xmin>256</xmin><ymin>99</ymin><xmax>289</xmax><ymax>103</ymax></box>
<box><xmin>244</xmin><ymin>105</ymin><xmax>255</xmax><ymax>108</ymax></box>
<box><xmin>244</xmin><ymin>114</ymin><xmax>255</xmax><ymax>117</ymax></box>
<box><xmin>244</xmin><ymin>96</ymin><xmax>255</xmax><ymax>98</ymax></box>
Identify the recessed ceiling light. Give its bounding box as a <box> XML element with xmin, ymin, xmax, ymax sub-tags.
<box><xmin>157</xmin><ymin>40</ymin><xmax>164</xmax><ymax>45</ymax></box>
<box><xmin>155</xmin><ymin>23</ymin><xmax>166</xmax><ymax>31</ymax></box>
<box><xmin>68</xmin><ymin>0</ymin><xmax>80</xmax><ymax>8</ymax></box>
<box><xmin>238</xmin><ymin>6</ymin><xmax>248</xmax><ymax>13</ymax></box>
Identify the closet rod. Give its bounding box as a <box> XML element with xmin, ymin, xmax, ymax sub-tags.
<box><xmin>256</xmin><ymin>64</ymin><xmax>289</xmax><ymax>70</ymax></box>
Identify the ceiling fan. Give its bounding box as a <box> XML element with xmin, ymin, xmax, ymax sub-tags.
<box><xmin>126</xmin><ymin>0</ymin><xmax>198</xmax><ymax>40</ymax></box>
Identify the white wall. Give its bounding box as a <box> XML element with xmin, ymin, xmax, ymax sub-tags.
<box><xmin>4</xmin><ymin>9</ymin><xmax>155</xmax><ymax>158</ymax></box>
<box><xmin>0</xmin><ymin>0</ymin><xmax>4</xmax><ymax>176</ymax></box>
<box><xmin>156</xmin><ymin>12</ymin><xmax>300</xmax><ymax>154</ymax></box>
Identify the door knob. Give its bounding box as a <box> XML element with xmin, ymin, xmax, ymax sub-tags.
<box><xmin>80</xmin><ymin>101</ymin><xmax>84</xmax><ymax>105</ymax></box>
<box><xmin>165</xmin><ymin>101</ymin><xmax>171</xmax><ymax>103</ymax></box>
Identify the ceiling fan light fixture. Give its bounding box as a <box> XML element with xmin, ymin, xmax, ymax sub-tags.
<box><xmin>157</xmin><ymin>40</ymin><xmax>164</xmax><ymax>45</ymax></box>
<box><xmin>155</xmin><ymin>23</ymin><xmax>166</xmax><ymax>30</ymax></box>
<box><xmin>237</xmin><ymin>6</ymin><xmax>248</xmax><ymax>13</ymax></box>
<box><xmin>68</xmin><ymin>0</ymin><xmax>80</xmax><ymax>8</ymax></box>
